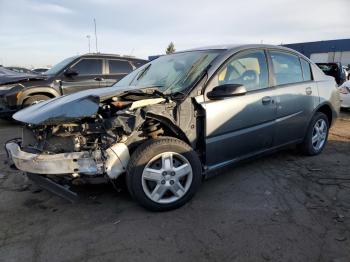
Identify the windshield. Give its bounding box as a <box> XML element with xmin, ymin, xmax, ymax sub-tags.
<box><xmin>115</xmin><ymin>50</ymin><xmax>221</xmax><ymax>94</ymax></box>
<box><xmin>44</xmin><ymin>56</ymin><xmax>78</xmax><ymax>76</ymax></box>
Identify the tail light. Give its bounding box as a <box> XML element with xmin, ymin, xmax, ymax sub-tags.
<box><xmin>339</xmin><ymin>86</ymin><xmax>349</xmax><ymax>94</ymax></box>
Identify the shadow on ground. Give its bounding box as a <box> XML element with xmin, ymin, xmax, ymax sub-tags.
<box><xmin>0</xmin><ymin>113</ymin><xmax>350</xmax><ymax>262</ymax></box>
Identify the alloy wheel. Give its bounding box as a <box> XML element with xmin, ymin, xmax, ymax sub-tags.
<box><xmin>312</xmin><ymin>119</ymin><xmax>327</xmax><ymax>151</ymax></box>
<box><xmin>141</xmin><ymin>152</ymin><xmax>193</xmax><ymax>204</ymax></box>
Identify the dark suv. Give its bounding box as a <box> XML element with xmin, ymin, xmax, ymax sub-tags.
<box><xmin>0</xmin><ymin>53</ymin><xmax>147</xmax><ymax>117</ymax></box>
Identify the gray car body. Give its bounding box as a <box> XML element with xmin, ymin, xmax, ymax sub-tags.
<box><xmin>191</xmin><ymin>44</ymin><xmax>340</xmax><ymax>170</ymax></box>
<box><xmin>12</xmin><ymin>44</ymin><xmax>340</xmax><ymax>175</ymax></box>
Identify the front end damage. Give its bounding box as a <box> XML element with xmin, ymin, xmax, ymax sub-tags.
<box><xmin>6</xmin><ymin>88</ymin><xmax>202</xmax><ymax>201</ymax></box>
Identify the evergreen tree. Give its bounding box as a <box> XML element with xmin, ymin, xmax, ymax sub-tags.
<box><xmin>166</xmin><ymin>42</ymin><xmax>176</xmax><ymax>54</ymax></box>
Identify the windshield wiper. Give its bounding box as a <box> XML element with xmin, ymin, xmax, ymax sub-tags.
<box><xmin>136</xmin><ymin>64</ymin><xmax>152</xmax><ymax>81</ymax></box>
<box><xmin>170</xmin><ymin>91</ymin><xmax>186</xmax><ymax>100</ymax></box>
<box><xmin>152</xmin><ymin>89</ymin><xmax>167</xmax><ymax>98</ymax></box>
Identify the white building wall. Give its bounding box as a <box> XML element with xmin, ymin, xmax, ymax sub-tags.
<box><xmin>310</xmin><ymin>51</ymin><xmax>350</xmax><ymax>66</ymax></box>
<box><xmin>340</xmin><ymin>52</ymin><xmax>350</xmax><ymax>66</ymax></box>
<box><xmin>310</xmin><ymin>53</ymin><xmax>328</xmax><ymax>63</ymax></box>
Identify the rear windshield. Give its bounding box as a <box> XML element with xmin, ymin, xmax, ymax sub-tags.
<box><xmin>317</xmin><ymin>63</ymin><xmax>339</xmax><ymax>76</ymax></box>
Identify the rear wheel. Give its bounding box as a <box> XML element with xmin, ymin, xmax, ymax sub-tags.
<box><xmin>22</xmin><ymin>95</ymin><xmax>50</xmax><ymax>107</ymax></box>
<box><xmin>299</xmin><ymin>112</ymin><xmax>329</xmax><ymax>156</ymax></box>
<box><xmin>126</xmin><ymin>137</ymin><xmax>202</xmax><ymax>211</ymax></box>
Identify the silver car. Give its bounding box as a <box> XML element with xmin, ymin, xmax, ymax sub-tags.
<box><xmin>6</xmin><ymin>44</ymin><xmax>340</xmax><ymax>211</ymax></box>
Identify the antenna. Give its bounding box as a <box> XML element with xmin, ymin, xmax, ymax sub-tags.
<box><xmin>94</xmin><ymin>18</ymin><xmax>98</xmax><ymax>53</ymax></box>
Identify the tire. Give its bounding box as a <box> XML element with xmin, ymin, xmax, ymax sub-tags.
<box><xmin>126</xmin><ymin>137</ymin><xmax>202</xmax><ymax>211</ymax></box>
<box><xmin>299</xmin><ymin>112</ymin><xmax>329</xmax><ymax>156</ymax></box>
<box><xmin>22</xmin><ymin>95</ymin><xmax>50</xmax><ymax>107</ymax></box>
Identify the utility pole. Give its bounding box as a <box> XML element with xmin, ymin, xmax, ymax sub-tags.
<box><xmin>86</xmin><ymin>35</ymin><xmax>91</xmax><ymax>53</ymax></box>
<box><xmin>94</xmin><ymin>18</ymin><xmax>98</xmax><ymax>53</ymax></box>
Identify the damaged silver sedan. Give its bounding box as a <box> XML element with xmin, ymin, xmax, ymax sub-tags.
<box><xmin>6</xmin><ymin>44</ymin><xmax>340</xmax><ymax>211</ymax></box>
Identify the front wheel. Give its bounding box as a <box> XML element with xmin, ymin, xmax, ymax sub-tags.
<box><xmin>22</xmin><ymin>95</ymin><xmax>50</xmax><ymax>107</ymax></box>
<box><xmin>126</xmin><ymin>137</ymin><xmax>202</xmax><ymax>211</ymax></box>
<box><xmin>299</xmin><ymin>112</ymin><xmax>329</xmax><ymax>156</ymax></box>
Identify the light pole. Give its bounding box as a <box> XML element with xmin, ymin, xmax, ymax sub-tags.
<box><xmin>94</xmin><ymin>18</ymin><xmax>98</xmax><ymax>53</ymax></box>
<box><xmin>86</xmin><ymin>35</ymin><xmax>91</xmax><ymax>53</ymax></box>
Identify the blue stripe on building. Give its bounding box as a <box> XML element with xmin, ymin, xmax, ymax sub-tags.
<box><xmin>283</xmin><ymin>38</ymin><xmax>350</xmax><ymax>58</ymax></box>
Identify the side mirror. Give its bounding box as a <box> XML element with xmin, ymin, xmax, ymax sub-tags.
<box><xmin>64</xmin><ymin>68</ymin><xmax>78</xmax><ymax>77</ymax></box>
<box><xmin>207</xmin><ymin>84</ymin><xmax>247</xmax><ymax>100</ymax></box>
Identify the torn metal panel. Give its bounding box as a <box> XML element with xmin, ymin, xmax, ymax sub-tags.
<box><xmin>26</xmin><ymin>173</ymin><xmax>79</xmax><ymax>203</ymax></box>
<box><xmin>130</xmin><ymin>98</ymin><xmax>166</xmax><ymax>110</ymax></box>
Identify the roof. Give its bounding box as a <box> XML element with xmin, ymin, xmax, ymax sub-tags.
<box><xmin>180</xmin><ymin>44</ymin><xmax>299</xmax><ymax>54</ymax></box>
<box><xmin>182</xmin><ymin>44</ymin><xmax>243</xmax><ymax>51</ymax></box>
<box><xmin>82</xmin><ymin>53</ymin><xmax>147</xmax><ymax>61</ymax></box>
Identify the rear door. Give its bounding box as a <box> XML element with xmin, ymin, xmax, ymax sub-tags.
<box><xmin>268</xmin><ymin>50</ymin><xmax>318</xmax><ymax>146</ymax></box>
<box><xmin>61</xmin><ymin>58</ymin><xmax>103</xmax><ymax>94</ymax></box>
<box><xmin>203</xmin><ymin>49</ymin><xmax>277</xmax><ymax>169</ymax></box>
<box><xmin>103</xmin><ymin>59</ymin><xmax>134</xmax><ymax>87</ymax></box>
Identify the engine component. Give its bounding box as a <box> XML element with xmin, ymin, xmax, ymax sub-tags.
<box><xmin>105</xmin><ymin>143</ymin><xmax>130</xmax><ymax>179</ymax></box>
<box><xmin>143</xmin><ymin>120</ymin><xmax>164</xmax><ymax>138</ymax></box>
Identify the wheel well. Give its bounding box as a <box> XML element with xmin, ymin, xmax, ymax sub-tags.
<box><xmin>317</xmin><ymin>104</ymin><xmax>333</xmax><ymax>125</ymax></box>
<box><xmin>22</xmin><ymin>92</ymin><xmax>55</xmax><ymax>104</ymax></box>
<box><xmin>141</xmin><ymin>118</ymin><xmax>191</xmax><ymax>145</ymax></box>
<box><xmin>26</xmin><ymin>92</ymin><xmax>55</xmax><ymax>99</ymax></box>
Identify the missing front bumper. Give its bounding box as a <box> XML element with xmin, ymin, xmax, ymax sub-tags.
<box><xmin>6</xmin><ymin>142</ymin><xmax>130</xmax><ymax>180</ymax></box>
<box><xmin>5</xmin><ymin>142</ymin><xmax>99</xmax><ymax>175</ymax></box>
<box><xmin>6</xmin><ymin>142</ymin><xmax>131</xmax><ymax>202</ymax></box>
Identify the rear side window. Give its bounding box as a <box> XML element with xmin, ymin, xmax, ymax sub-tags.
<box><xmin>108</xmin><ymin>60</ymin><xmax>133</xmax><ymax>74</ymax></box>
<box><xmin>300</xmin><ymin>58</ymin><xmax>312</xmax><ymax>81</ymax></box>
<box><xmin>71</xmin><ymin>59</ymin><xmax>102</xmax><ymax>75</ymax></box>
<box><xmin>270</xmin><ymin>51</ymin><xmax>303</xmax><ymax>85</ymax></box>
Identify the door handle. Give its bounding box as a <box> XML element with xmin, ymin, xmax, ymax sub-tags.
<box><xmin>94</xmin><ymin>77</ymin><xmax>104</xmax><ymax>81</ymax></box>
<box><xmin>262</xmin><ymin>96</ymin><xmax>272</xmax><ymax>105</ymax></box>
<box><xmin>305</xmin><ymin>87</ymin><xmax>312</xmax><ymax>95</ymax></box>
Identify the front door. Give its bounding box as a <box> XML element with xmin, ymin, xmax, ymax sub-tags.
<box><xmin>61</xmin><ymin>58</ymin><xmax>104</xmax><ymax>95</ymax></box>
<box><xmin>203</xmin><ymin>49</ymin><xmax>277</xmax><ymax>169</ymax></box>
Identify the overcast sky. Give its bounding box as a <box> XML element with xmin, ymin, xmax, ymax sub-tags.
<box><xmin>0</xmin><ymin>0</ymin><xmax>349</xmax><ymax>67</ymax></box>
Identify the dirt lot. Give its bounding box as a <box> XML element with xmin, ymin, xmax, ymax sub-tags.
<box><xmin>0</xmin><ymin>111</ymin><xmax>349</xmax><ymax>262</ymax></box>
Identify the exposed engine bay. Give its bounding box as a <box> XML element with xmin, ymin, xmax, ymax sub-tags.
<box><xmin>7</xmin><ymin>88</ymin><xmax>203</xmax><ymax>185</ymax></box>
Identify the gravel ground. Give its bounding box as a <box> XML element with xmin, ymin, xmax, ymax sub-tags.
<box><xmin>0</xmin><ymin>111</ymin><xmax>349</xmax><ymax>262</ymax></box>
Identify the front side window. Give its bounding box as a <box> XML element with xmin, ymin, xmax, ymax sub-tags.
<box><xmin>270</xmin><ymin>51</ymin><xmax>303</xmax><ymax>85</ymax></box>
<box><xmin>217</xmin><ymin>50</ymin><xmax>269</xmax><ymax>92</ymax></box>
<box><xmin>44</xmin><ymin>56</ymin><xmax>78</xmax><ymax>75</ymax></box>
<box><xmin>71</xmin><ymin>59</ymin><xmax>102</xmax><ymax>75</ymax></box>
<box><xmin>109</xmin><ymin>60</ymin><xmax>133</xmax><ymax>74</ymax></box>
<box><xmin>301</xmin><ymin>58</ymin><xmax>312</xmax><ymax>81</ymax></box>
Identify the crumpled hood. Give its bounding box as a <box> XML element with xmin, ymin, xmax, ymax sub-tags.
<box><xmin>12</xmin><ymin>86</ymin><xmax>158</xmax><ymax>125</ymax></box>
